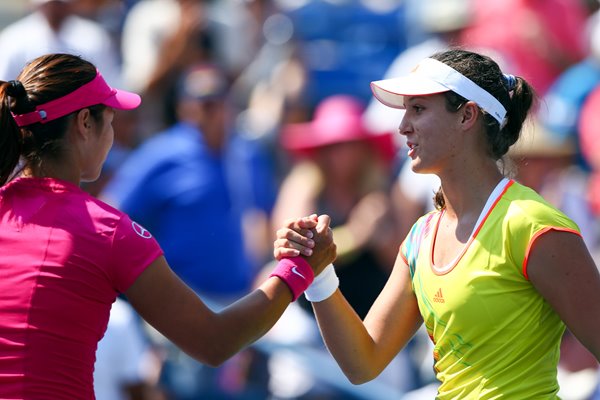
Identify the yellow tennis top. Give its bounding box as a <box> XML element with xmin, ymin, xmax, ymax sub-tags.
<box><xmin>400</xmin><ymin>179</ymin><xmax>580</xmax><ymax>399</ymax></box>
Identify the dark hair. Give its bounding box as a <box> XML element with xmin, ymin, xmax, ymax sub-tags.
<box><xmin>0</xmin><ymin>53</ymin><xmax>106</xmax><ymax>185</ymax></box>
<box><xmin>429</xmin><ymin>48</ymin><xmax>536</xmax><ymax>209</ymax></box>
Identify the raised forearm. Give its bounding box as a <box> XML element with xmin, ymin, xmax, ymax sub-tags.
<box><xmin>309</xmin><ymin>263</ymin><xmax>423</xmax><ymax>384</ymax></box>
<box><xmin>199</xmin><ymin>276</ymin><xmax>293</xmax><ymax>366</ymax></box>
<box><xmin>127</xmin><ymin>258</ymin><xmax>295</xmax><ymax>367</ymax></box>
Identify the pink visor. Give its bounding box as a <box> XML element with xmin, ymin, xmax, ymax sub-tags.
<box><xmin>11</xmin><ymin>70</ymin><xmax>141</xmax><ymax>127</ymax></box>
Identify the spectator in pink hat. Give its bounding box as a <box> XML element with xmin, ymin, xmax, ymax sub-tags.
<box><xmin>273</xmin><ymin>94</ymin><xmax>398</xmax><ymax>321</ymax></box>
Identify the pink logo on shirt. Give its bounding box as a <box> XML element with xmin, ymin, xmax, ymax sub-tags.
<box><xmin>132</xmin><ymin>221</ymin><xmax>152</xmax><ymax>239</ymax></box>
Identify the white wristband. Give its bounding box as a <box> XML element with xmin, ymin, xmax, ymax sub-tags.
<box><xmin>304</xmin><ymin>264</ymin><xmax>339</xmax><ymax>302</ymax></box>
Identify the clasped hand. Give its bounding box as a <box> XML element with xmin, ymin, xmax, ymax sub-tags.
<box><xmin>274</xmin><ymin>214</ymin><xmax>337</xmax><ymax>277</ymax></box>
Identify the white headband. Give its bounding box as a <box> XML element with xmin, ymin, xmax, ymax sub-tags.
<box><xmin>370</xmin><ymin>58</ymin><xmax>507</xmax><ymax>125</ymax></box>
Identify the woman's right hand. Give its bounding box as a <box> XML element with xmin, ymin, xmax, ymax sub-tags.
<box><xmin>274</xmin><ymin>214</ymin><xmax>337</xmax><ymax>276</ymax></box>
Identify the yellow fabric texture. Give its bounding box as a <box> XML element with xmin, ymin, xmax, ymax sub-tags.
<box><xmin>400</xmin><ymin>180</ymin><xmax>580</xmax><ymax>399</ymax></box>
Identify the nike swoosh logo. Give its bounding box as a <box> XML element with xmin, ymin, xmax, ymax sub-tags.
<box><xmin>291</xmin><ymin>266</ymin><xmax>306</xmax><ymax>280</ymax></box>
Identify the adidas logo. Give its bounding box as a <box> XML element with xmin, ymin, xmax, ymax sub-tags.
<box><xmin>433</xmin><ymin>288</ymin><xmax>445</xmax><ymax>303</ymax></box>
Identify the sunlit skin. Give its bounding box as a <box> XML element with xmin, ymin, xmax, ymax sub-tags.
<box><xmin>400</xmin><ymin>95</ymin><xmax>463</xmax><ymax>176</ymax></box>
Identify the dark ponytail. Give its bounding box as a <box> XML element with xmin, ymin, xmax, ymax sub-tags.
<box><xmin>501</xmin><ymin>76</ymin><xmax>535</xmax><ymax>154</ymax></box>
<box><xmin>0</xmin><ymin>81</ymin><xmax>29</xmax><ymax>185</ymax></box>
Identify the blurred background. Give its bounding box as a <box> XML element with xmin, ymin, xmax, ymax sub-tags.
<box><xmin>1</xmin><ymin>0</ymin><xmax>599</xmax><ymax>399</ymax></box>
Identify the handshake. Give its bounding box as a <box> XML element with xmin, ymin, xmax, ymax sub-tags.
<box><xmin>270</xmin><ymin>214</ymin><xmax>339</xmax><ymax>302</ymax></box>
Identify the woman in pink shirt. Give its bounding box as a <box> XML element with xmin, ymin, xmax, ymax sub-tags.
<box><xmin>0</xmin><ymin>53</ymin><xmax>335</xmax><ymax>399</ymax></box>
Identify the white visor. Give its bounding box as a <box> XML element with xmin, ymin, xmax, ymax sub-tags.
<box><xmin>370</xmin><ymin>58</ymin><xmax>507</xmax><ymax>125</ymax></box>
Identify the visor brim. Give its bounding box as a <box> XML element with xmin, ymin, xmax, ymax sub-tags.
<box><xmin>103</xmin><ymin>89</ymin><xmax>142</xmax><ymax>110</ymax></box>
<box><xmin>370</xmin><ymin>76</ymin><xmax>450</xmax><ymax>109</ymax></box>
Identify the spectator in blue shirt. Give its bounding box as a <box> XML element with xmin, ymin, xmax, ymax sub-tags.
<box><xmin>101</xmin><ymin>63</ymin><xmax>277</xmax><ymax>302</ymax></box>
<box><xmin>101</xmin><ymin>62</ymin><xmax>279</xmax><ymax>398</ymax></box>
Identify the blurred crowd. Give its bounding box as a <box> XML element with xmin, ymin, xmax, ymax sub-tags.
<box><xmin>1</xmin><ymin>0</ymin><xmax>600</xmax><ymax>399</ymax></box>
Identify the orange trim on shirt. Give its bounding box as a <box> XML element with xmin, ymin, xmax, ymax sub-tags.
<box><xmin>399</xmin><ymin>242</ymin><xmax>409</xmax><ymax>265</ymax></box>
<box><xmin>472</xmin><ymin>180</ymin><xmax>514</xmax><ymax>238</ymax></box>
<box><xmin>522</xmin><ymin>227</ymin><xmax>582</xmax><ymax>280</ymax></box>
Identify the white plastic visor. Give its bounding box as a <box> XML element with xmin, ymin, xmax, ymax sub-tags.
<box><xmin>370</xmin><ymin>58</ymin><xmax>507</xmax><ymax>125</ymax></box>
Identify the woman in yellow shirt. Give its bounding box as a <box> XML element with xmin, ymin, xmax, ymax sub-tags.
<box><xmin>275</xmin><ymin>48</ymin><xmax>600</xmax><ymax>398</ymax></box>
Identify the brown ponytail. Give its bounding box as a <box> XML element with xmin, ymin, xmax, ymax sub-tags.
<box><xmin>433</xmin><ymin>186</ymin><xmax>445</xmax><ymax>211</ymax></box>
<box><xmin>501</xmin><ymin>76</ymin><xmax>535</xmax><ymax>154</ymax></box>
<box><xmin>0</xmin><ymin>81</ymin><xmax>26</xmax><ymax>185</ymax></box>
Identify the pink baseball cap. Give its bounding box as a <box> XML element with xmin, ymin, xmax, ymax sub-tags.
<box><xmin>11</xmin><ymin>70</ymin><xmax>141</xmax><ymax>127</ymax></box>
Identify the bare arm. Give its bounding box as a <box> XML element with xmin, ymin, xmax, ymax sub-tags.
<box><xmin>527</xmin><ymin>230</ymin><xmax>600</xmax><ymax>361</ymax></box>
<box><xmin>310</xmin><ymin>256</ymin><xmax>422</xmax><ymax>384</ymax></box>
<box><xmin>125</xmin><ymin>257</ymin><xmax>290</xmax><ymax>367</ymax></box>
<box><xmin>126</xmin><ymin>216</ymin><xmax>335</xmax><ymax>367</ymax></box>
